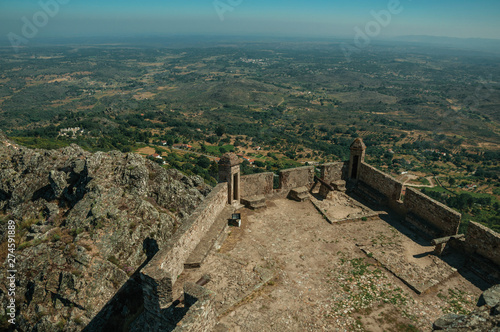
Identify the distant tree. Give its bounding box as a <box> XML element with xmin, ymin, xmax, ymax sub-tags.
<box><xmin>215</xmin><ymin>125</ymin><xmax>226</xmax><ymax>137</ymax></box>
<box><xmin>206</xmin><ymin>136</ymin><xmax>218</xmax><ymax>144</ymax></box>
<box><xmin>254</xmin><ymin>160</ymin><xmax>265</xmax><ymax>168</ymax></box>
<box><xmin>196</xmin><ymin>156</ymin><xmax>211</xmax><ymax>169</ymax></box>
<box><xmin>182</xmin><ymin>163</ymin><xmax>194</xmax><ymax>171</ymax></box>
<box><xmin>475</xmin><ymin>167</ymin><xmax>485</xmax><ymax>178</ymax></box>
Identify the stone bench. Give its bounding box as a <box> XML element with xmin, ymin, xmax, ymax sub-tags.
<box><xmin>431</xmin><ymin>234</ymin><xmax>465</xmax><ymax>256</ymax></box>
<box><xmin>288</xmin><ymin>186</ymin><xmax>310</xmax><ymax>202</ymax></box>
<box><xmin>241</xmin><ymin>195</ymin><xmax>266</xmax><ymax>210</ymax></box>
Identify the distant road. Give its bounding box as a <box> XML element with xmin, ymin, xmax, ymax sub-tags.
<box><xmin>434</xmin><ymin>176</ymin><xmax>457</xmax><ymax>196</ymax></box>
<box><xmin>401</xmin><ymin>174</ymin><xmax>436</xmax><ymax>188</ymax></box>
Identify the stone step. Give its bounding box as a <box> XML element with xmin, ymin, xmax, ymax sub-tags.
<box><xmin>241</xmin><ymin>195</ymin><xmax>267</xmax><ymax>210</ymax></box>
<box><xmin>288</xmin><ymin>186</ymin><xmax>310</xmax><ymax>202</ymax></box>
<box><xmin>184</xmin><ymin>205</ymin><xmax>234</xmax><ymax>269</ymax></box>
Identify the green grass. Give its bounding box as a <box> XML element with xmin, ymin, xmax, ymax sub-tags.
<box><xmin>437</xmin><ymin>288</ymin><xmax>474</xmax><ymax>315</ymax></box>
<box><xmin>418</xmin><ymin>177</ymin><xmax>430</xmax><ymax>185</ymax></box>
<box><xmin>204</xmin><ymin>144</ymin><xmax>234</xmax><ymax>155</ymax></box>
<box><xmin>11</xmin><ymin>137</ymin><xmax>70</xmax><ymax>150</ymax></box>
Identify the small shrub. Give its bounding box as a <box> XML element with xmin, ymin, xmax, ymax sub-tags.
<box><xmin>74</xmin><ymin>316</ymin><xmax>83</xmax><ymax>326</ymax></box>
<box><xmin>18</xmin><ymin>238</ymin><xmax>44</xmax><ymax>250</ymax></box>
<box><xmin>55</xmin><ymin>319</ymin><xmax>66</xmax><ymax>331</ymax></box>
<box><xmin>52</xmin><ymin>234</ymin><xmax>61</xmax><ymax>242</ymax></box>
<box><xmin>107</xmin><ymin>255</ymin><xmax>120</xmax><ymax>267</ymax></box>
<box><xmin>70</xmin><ymin>228</ymin><xmax>84</xmax><ymax>237</ymax></box>
<box><xmin>18</xmin><ymin>241</ymin><xmax>32</xmax><ymax>250</ymax></box>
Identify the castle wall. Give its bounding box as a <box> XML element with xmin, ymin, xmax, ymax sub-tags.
<box><xmin>358</xmin><ymin>162</ymin><xmax>403</xmax><ymax>202</ymax></box>
<box><xmin>240</xmin><ymin>172</ymin><xmax>274</xmax><ymax>198</ymax></box>
<box><xmin>173</xmin><ymin>283</ymin><xmax>217</xmax><ymax>332</ymax></box>
<box><xmin>279</xmin><ymin>166</ymin><xmax>315</xmax><ymax>191</ymax></box>
<box><xmin>463</xmin><ymin>221</ymin><xmax>500</xmax><ymax>266</ymax></box>
<box><xmin>320</xmin><ymin>162</ymin><xmax>348</xmax><ymax>183</ymax></box>
<box><xmin>140</xmin><ymin>183</ymin><xmax>228</xmax><ymax>305</ymax></box>
<box><xmin>404</xmin><ymin>187</ymin><xmax>461</xmax><ymax>237</ymax></box>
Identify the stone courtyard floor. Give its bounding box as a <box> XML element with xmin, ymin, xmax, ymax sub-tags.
<box><xmin>177</xmin><ymin>197</ymin><xmax>490</xmax><ymax>332</ymax></box>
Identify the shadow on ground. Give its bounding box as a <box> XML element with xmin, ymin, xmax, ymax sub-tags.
<box><xmin>352</xmin><ymin>192</ymin><xmax>496</xmax><ymax>292</ymax></box>
<box><xmin>82</xmin><ymin>238</ymin><xmax>192</xmax><ymax>332</ymax></box>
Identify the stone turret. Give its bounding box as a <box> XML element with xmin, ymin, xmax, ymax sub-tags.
<box><xmin>218</xmin><ymin>153</ymin><xmax>241</xmax><ymax>205</ymax></box>
<box><xmin>348</xmin><ymin>138</ymin><xmax>366</xmax><ymax>181</ymax></box>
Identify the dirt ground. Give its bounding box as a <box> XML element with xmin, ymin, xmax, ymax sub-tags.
<box><xmin>179</xmin><ymin>198</ymin><xmax>488</xmax><ymax>332</ymax></box>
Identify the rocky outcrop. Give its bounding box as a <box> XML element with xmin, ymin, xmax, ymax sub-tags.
<box><xmin>433</xmin><ymin>284</ymin><xmax>500</xmax><ymax>331</ymax></box>
<box><xmin>0</xmin><ymin>132</ymin><xmax>211</xmax><ymax>331</ymax></box>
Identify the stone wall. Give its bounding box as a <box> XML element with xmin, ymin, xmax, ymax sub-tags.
<box><xmin>279</xmin><ymin>166</ymin><xmax>315</xmax><ymax>191</ymax></box>
<box><xmin>404</xmin><ymin>187</ymin><xmax>461</xmax><ymax>237</ymax></box>
<box><xmin>140</xmin><ymin>183</ymin><xmax>228</xmax><ymax>305</ymax></box>
<box><xmin>463</xmin><ymin>221</ymin><xmax>500</xmax><ymax>266</ymax></box>
<box><xmin>173</xmin><ymin>283</ymin><xmax>217</xmax><ymax>332</ymax></box>
<box><xmin>320</xmin><ymin>162</ymin><xmax>348</xmax><ymax>183</ymax></box>
<box><xmin>358</xmin><ymin>162</ymin><xmax>403</xmax><ymax>202</ymax></box>
<box><xmin>240</xmin><ymin>173</ymin><xmax>274</xmax><ymax>198</ymax></box>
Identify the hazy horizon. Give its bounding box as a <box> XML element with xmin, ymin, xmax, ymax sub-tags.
<box><xmin>1</xmin><ymin>0</ymin><xmax>499</xmax><ymax>46</ymax></box>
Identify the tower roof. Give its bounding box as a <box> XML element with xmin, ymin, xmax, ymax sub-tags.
<box><xmin>219</xmin><ymin>152</ymin><xmax>240</xmax><ymax>166</ymax></box>
<box><xmin>350</xmin><ymin>138</ymin><xmax>366</xmax><ymax>151</ymax></box>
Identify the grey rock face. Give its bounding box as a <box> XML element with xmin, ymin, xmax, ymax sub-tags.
<box><xmin>0</xmin><ymin>132</ymin><xmax>211</xmax><ymax>332</ymax></box>
<box><xmin>49</xmin><ymin>170</ymin><xmax>68</xmax><ymax>198</ymax></box>
<box><xmin>483</xmin><ymin>284</ymin><xmax>500</xmax><ymax>308</ymax></box>
<box><xmin>433</xmin><ymin>284</ymin><xmax>500</xmax><ymax>331</ymax></box>
<box><xmin>433</xmin><ymin>314</ymin><xmax>467</xmax><ymax>330</ymax></box>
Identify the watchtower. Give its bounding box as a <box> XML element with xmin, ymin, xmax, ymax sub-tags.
<box><xmin>219</xmin><ymin>153</ymin><xmax>241</xmax><ymax>205</ymax></box>
<box><xmin>348</xmin><ymin>138</ymin><xmax>366</xmax><ymax>181</ymax></box>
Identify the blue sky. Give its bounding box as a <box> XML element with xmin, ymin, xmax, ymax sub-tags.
<box><xmin>0</xmin><ymin>0</ymin><xmax>499</xmax><ymax>41</ymax></box>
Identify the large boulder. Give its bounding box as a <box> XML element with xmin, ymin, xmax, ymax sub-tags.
<box><xmin>482</xmin><ymin>284</ymin><xmax>500</xmax><ymax>308</ymax></box>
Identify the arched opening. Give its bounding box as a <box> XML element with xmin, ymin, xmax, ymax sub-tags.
<box><xmin>233</xmin><ymin>173</ymin><xmax>239</xmax><ymax>201</ymax></box>
<box><xmin>351</xmin><ymin>155</ymin><xmax>359</xmax><ymax>179</ymax></box>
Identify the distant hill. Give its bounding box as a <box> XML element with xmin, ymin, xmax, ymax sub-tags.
<box><xmin>391</xmin><ymin>35</ymin><xmax>500</xmax><ymax>54</ymax></box>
